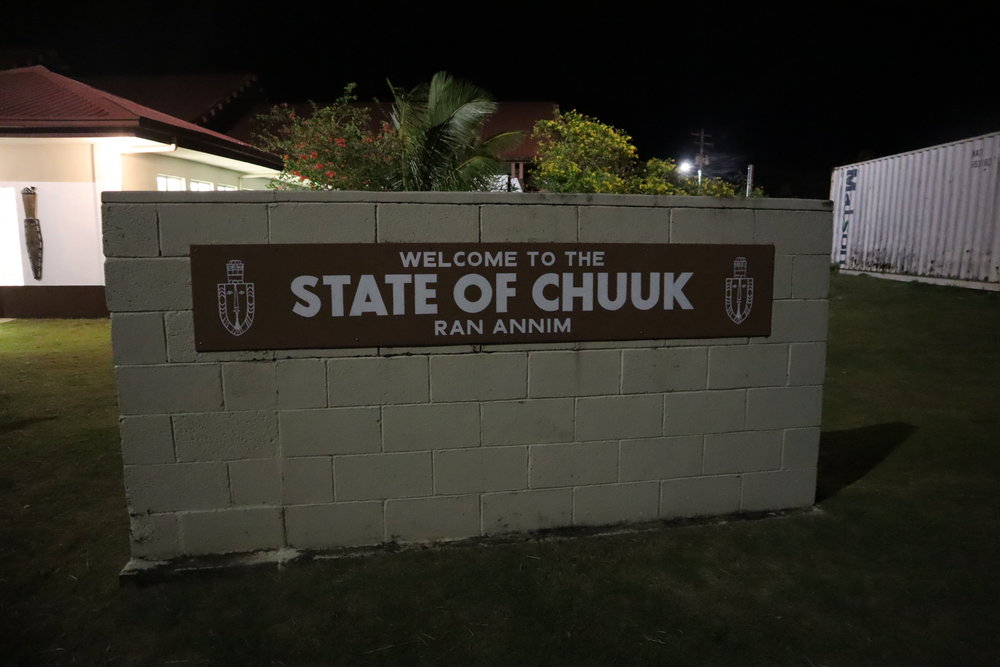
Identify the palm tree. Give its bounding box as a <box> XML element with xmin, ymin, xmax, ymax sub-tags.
<box><xmin>388</xmin><ymin>72</ymin><xmax>521</xmax><ymax>191</ymax></box>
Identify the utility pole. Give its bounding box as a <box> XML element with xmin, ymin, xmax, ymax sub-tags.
<box><xmin>691</xmin><ymin>129</ymin><xmax>712</xmax><ymax>190</ymax></box>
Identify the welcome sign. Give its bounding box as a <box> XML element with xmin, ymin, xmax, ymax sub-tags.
<box><xmin>190</xmin><ymin>243</ymin><xmax>774</xmax><ymax>351</ymax></box>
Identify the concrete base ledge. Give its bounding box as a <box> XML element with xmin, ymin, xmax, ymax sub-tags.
<box><xmin>119</xmin><ymin>506</ymin><xmax>821</xmax><ymax>585</ymax></box>
<box><xmin>839</xmin><ymin>269</ymin><xmax>1000</xmax><ymax>292</ymax></box>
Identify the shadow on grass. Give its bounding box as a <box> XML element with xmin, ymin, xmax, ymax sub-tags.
<box><xmin>0</xmin><ymin>417</ymin><xmax>57</xmax><ymax>435</ymax></box>
<box><xmin>817</xmin><ymin>422</ymin><xmax>917</xmax><ymax>501</ymax></box>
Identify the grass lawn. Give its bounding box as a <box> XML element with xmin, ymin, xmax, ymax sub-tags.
<box><xmin>1</xmin><ymin>274</ymin><xmax>998</xmax><ymax>665</ymax></box>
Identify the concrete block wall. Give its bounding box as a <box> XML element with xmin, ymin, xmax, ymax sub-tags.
<box><xmin>104</xmin><ymin>191</ymin><xmax>832</xmax><ymax>562</ymax></box>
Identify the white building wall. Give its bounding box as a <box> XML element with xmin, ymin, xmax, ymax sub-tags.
<box><xmin>0</xmin><ymin>142</ymin><xmax>104</xmax><ymax>286</ymax></box>
<box><xmin>122</xmin><ymin>153</ymin><xmax>245</xmax><ymax>191</ymax></box>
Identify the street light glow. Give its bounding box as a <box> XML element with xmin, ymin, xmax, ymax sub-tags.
<box><xmin>678</xmin><ymin>160</ymin><xmax>693</xmax><ymax>174</ymax></box>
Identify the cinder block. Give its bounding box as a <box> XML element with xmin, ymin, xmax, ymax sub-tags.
<box><xmin>482</xmin><ymin>488</ymin><xmax>573</xmax><ymax>534</ymax></box>
<box><xmin>529</xmin><ymin>441</ymin><xmax>617</xmax><ymax>488</ymax></box>
<box><xmin>620</xmin><ymin>435</ymin><xmax>704</xmax><ymax>482</ymax></box>
<box><xmin>622</xmin><ymin>347</ymin><xmax>708</xmax><ymax>393</ymax></box>
<box><xmin>165</xmin><ymin>311</ymin><xmax>195</xmax><ymax>363</ymax></box>
<box><xmin>229</xmin><ymin>458</ymin><xmax>281</xmax><ymax>505</ymax></box>
<box><xmin>268</xmin><ymin>202</ymin><xmax>375</xmax><ymax>243</ymax></box>
<box><xmin>482</xmin><ymin>399</ymin><xmax>574</xmax><ymax>446</ymax></box>
<box><xmin>746</xmin><ymin>386</ymin><xmax>823</xmax><ymax>430</ymax></box>
<box><xmin>282</xmin><ymin>457</ymin><xmax>334</xmax><ymax>504</ymax></box>
<box><xmin>792</xmin><ymin>255</ymin><xmax>832</xmax><ymax>298</ymax></box>
<box><xmin>223</xmin><ymin>362</ymin><xmax>277</xmax><ymax>410</ymax></box>
<box><xmin>773</xmin><ymin>254</ymin><xmax>793</xmax><ymax>299</ymax></box>
<box><xmin>335</xmin><ymin>452</ymin><xmax>432</xmax><ymax>500</ymax></box>
<box><xmin>124</xmin><ymin>462</ymin><xmax>229</xmax><ymax>512</ymax></box>
<box><xmin>528</xmin><ymin>350</ymin><xmax>621</xmax><ymax>398</ymax></box>
<box><xmin>103</xmin><ymin>203</ymin><xmax>159</xmax><ymax>257</ymax></box>
<box><xmin>754</xmin><ymin>210</ymin><xmax>832</xmax><ymax>255</ymax></box>
<box><xmin>783</xmin><ymin>427</ymin><xmax>820</xmax><ymax>470</ymax></box>
<box><xmin>158</xmin><ymin>203</ymin><xmax>268</xmax><ymax>256</ymax></box>
<box><xmin>377</xmin><ymin>204</ymin><xmax>479</xmax><ymax>242</ymax></box>
<box><xmin>116</xmin><ymin>364</ymin><xmax>222</xmax><ymax>415</ymax></box>
<box><xmin>704</xmin><ymin>430</ymin><xmax>783</xmax><ymax>474</ymax></box>
<box><xmin>573</xmin><ymin>482</ymin><xmax>659</xmax><ymax>526</ymax></box>
<box><xmin>660</xmin><ymin>475</ymin><xmax>741</xmax><ymax>518</ymax></box>
<box><xmin>578</xmin><ymin>206</ymin><xmax>669</xmax><ymax>242</ymax></box>
<box><xmin>788</xmin><ymin>342</ymin><xmax>827</xmax><ymax>386</ymax></box>
<box><xmin>327</xmin><ymin>357</ymin><xmax>428</xmax><ymax>406</ymax></box>
<box><xmin>276</xmin><ymin>359</ymin><xmax>327</xmax><ymax>408</ymax></box>
<box><xmin>173</xmin><ymin>411</ymin><xmax>278</xmax><ymax>461</ymax></box>
<box><xmin>575</xmin><ymin>395</ymin><xmax>662</xmax><ymax>441</ymax></box>
<box><xmin>120</xmin><ymin>415</ymin><xmax>175</xmax><ymax>465</ymax></box>
<box><xmin>385</xmin><ymin>495</ymin><xmax>480</xmax><ymax>542</ymax></box>
<box><xmin>707</xmin><ymin>344</ymin><xmax>788</xmax><ymax>389</ymax></box>
<box><xmin>431</xmin><ymin>353</ymin><xmax>526</xmax><ymax>401</ymax></box>
<box><xmin>741</xmin><ymin>468</ymin><xmax>817</xmax><ymax>511</ymax></box>
<box><xmin>129</xmin><ymin>512</ymin><xmax>181</xmax><ymax>560</ymax></box>
<box><xmin>280</xmin><ymin>408</ymin><xmax>380</xmax><ymax>456</ymax></box>
<box><xmin>669</xmin><ymin>208</ymin><xmax>755</xmax><ymax>243</ymax></box>
<box><xmin>285</xmin><ymin>502</ymin><xmax>384</xmax><ymax>549</ymax></box>
<box><xmin>105</xmin><ymin>258</ymin><xmax>191</xmax><ymax>311</ymax></box>
<box><xmin>382</xmin><ymin>402</ymin><xmax>480</xmax><ymax>451</ymax></box>
<box><xmin>434</xmin><ymin>446</ymin><xmax>527</xmax><ymax>494</ymax></box>
<box><xmin>180</xmin><ymin>507</ymin><xmax>284</xmax><ymax>555</ymax></box>
<box><xmin>663</xmin><ymin>390</ymin><xmax>745</xmax><ymax>435</ymax></box>
<box><xmin>112</xmin><ymin>312</ymin><xmax>166</xmax><ymax>365</ymax></box>
<box><xmin>480</xmin><ymin>205</ymin><xmax>577</xmax><ymax>242</ymax></box>
<box><xmin>769</xmin><ymin>300</ymin><xmax>828</xmax><ymax>343</ymax></box>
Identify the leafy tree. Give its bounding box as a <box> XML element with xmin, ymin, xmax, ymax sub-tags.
<box><xmin>531</xmin><ymin>110</ymin><xmax>638</xmax><ymax>193</ymax></box>
<box><xmin>252</xmin><ymin>84</ymin><xmax>398</xmax><ymax>191</ymax></box>
<box><xmin>638</xmin><ymin>158</ymin><xmax>739</xmax><ymax>197</ymax></box>
<box><xmin>531</xmin><ymin>112</ymin><xmax>756</xmax><ymax>197</ymax></box>
<box><xmin>388</xmin><ymin>72</ymin><xmax>521</xmax><ymax>191</ymax></box>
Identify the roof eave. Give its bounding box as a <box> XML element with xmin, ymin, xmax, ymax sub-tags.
<box><xmin>135</xmin><ymin>118</ymin><xmax>282</xmax><ymax>171</ymax></box>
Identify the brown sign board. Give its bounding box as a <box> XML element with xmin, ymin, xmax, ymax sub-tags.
<box><xmin>190</xmin><ymin>243</ymin><xmax>774</xmax><ymax>351</ymax></box>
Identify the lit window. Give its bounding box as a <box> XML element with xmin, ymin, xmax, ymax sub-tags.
<box><xmin>216</xmin><ymin>184</ymin><xmax>237</xmax><ymax>191</ymax></box>
<box><xmin>156</xmin><ymin>175</ymin><xmax>185</xmax><ymax>191</ymax></box>
<box><xmin>189</xmin><ymin>180</ymin><xmax>213</xmax><ymax>191</ymax></box>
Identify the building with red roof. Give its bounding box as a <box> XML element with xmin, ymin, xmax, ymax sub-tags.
<box><xmin>0</xmin><ymin>66</ymin><xmax>281</xmax><ymax>317</ymax></box>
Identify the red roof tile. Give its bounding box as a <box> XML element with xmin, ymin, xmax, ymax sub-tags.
<box><xmin>0</xmin><ymin>66</ymin><xmax>280</xmax><ymax>170</ymax></box>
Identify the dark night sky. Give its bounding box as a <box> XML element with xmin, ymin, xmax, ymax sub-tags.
<box><xmin>4</xmin><ymin>3</ymin><xmax>998</xmax><ymax>198</ymax></box>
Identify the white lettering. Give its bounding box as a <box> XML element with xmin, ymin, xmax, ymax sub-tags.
<box><xmin>495</xmin><ymin>273</ymin><xmax>516</xmax><ymax>313</ymax></box>
<box><xmin>532</xmin><ymin>273</ymin><xmax>560</xmax><ymax>312</ymax></box>
<box><xmin>349</xmin><ymin>275</ymin><xmax>388</xmax><ymax>316</ymax></box>
<box><xmin>414</xmin><ymin>274</ymin><xmax>438</xmax><ymax>315</ymax></box>
<box><xmin>291</xmin><ymin>275</ymin><xmax>321</xmax><ymax>317</ymax></box>
<box><xmin>384</xmin><ymin>274</ymin><xmax>412</xmax><ymax>315</ymax></box>
<box><xmin>597</xmin><ymin>272</ymin><xmax>627</xmax><ymax>310</ymax></box>
<box><xmin>631</xmin><ymin>272</ymin><xmax>660</xmax><ymax>310</ymax></box>
<box><xmin>664</xmin><ymin>272</ymin><xmax>694</xmax><ymax>310</ymax></box>
<box><xmin>454</xmin><ymin>274</ymin><xmax>492</xmax><ymax>313</ymax></box>
<box><xmin>322</xmin><ymin>275</ymin><xmax>351</xmax><ymax>316</ymax></box>
<box><xmin>562</xmin><ymin>272</ymin><xmax>594</xmax><ymax>311</ymax></box>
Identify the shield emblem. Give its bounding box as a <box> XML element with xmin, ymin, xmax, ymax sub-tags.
<box><xmin>217</xmin><ymin>260</ymin><xmax>255</xmax><ymax>336</ymax></box>
<box><xmin>725</xmin><ymin>257</ymin><xmax>753</xmax><ymax>324</ymax></box>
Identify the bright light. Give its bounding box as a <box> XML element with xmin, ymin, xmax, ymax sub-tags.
<box><xmin>678</xmin><ymin>160</ymin><xmax>693</xmax><ymax>174</ymax></box>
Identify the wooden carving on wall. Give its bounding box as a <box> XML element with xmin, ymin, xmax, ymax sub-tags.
<box><xmin>21</xmin><ymin>187</ymin><xmax>43</xmax><ymax>281</ymax></box>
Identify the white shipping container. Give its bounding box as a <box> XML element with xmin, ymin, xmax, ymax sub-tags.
<box><xmin>831</xmin><ymin>132</ymin><xmax>1000</xmax><ymax>289</ymax></box>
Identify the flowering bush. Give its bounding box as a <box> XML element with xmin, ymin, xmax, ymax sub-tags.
<box><xmin>252</xmin><ymin>84</ymin><xmax>399</xmax><ymax>191</ymax></box>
